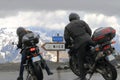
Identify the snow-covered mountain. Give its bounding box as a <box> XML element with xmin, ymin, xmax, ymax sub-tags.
<box><xmin>0</xmin><ymin>27</ymin><xmax>68</xmax><ymax>63</ymax></box>
<box><xmin>0</xmin><ymin>27</ymin><xmax>119</xmax><ymax>63</ymax></box>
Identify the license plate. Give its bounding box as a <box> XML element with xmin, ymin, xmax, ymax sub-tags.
<box><xmin>107</xmin><ymin>54</ymin><xmax>115</xmax><ymax>61</ymax></box>
<box><xmin>32</xmin><ymin>56</ymin><xmax>40</xmax><ymax>62</ymax></box>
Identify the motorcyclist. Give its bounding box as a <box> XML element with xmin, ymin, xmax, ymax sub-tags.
<box><xmin>64</xmin><ymin>13</ymin><xmax>96</xmax><ymax>80</ymax></box>
<box><xmin>16</xmin><ymin>27</ymin><xmax>53</xmax><ymax>80</ymax></box>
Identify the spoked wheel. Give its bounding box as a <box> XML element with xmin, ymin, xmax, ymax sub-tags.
<box><xmin>69</xmin><ymin>56</ymin><xmax>80</xmax><ymax>76</ymax></box>
<box><xmin>27</xmin><ymin>75</ymin><xmax>37</xmax><ymax>80</ymax></box>
<box><xmin>32</xmin><ymin>62</ymin><xmax>43</xmax><ymax>80</ymax></box>
<box><xmin>98</xmin><ymin>61</ymin><xmax>117</xmax><ymax>80</ymax></box>
<box><xmin>26</xmin><ymin>62</ymin><xmax>43</xmax><ymax>80</ymax></box>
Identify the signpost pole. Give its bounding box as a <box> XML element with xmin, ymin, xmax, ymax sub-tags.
<box><xmin>56</xmin><ymin>33</ymin><xmax>59</xmax><ymax>63</ymax></box>
<box><xmin>57</xmin><ymin>50</ymin><xmax>59</xmax><ymax>63</ymax></box>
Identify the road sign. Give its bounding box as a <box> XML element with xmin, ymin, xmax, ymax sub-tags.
<box><xmin>52</xmin><ymin>36</ymin><xmax>63</xmax><ymax>42</ymax></box>
<box><xmin>42</xmin><ymin>42</ymin><xmax>65</xmax><ymax>51</ymax></box>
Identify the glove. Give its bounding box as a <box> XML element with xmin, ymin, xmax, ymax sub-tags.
<box><xmin>17</xmin><ymin>44</ymin><xmax>22</xmax><ymax>49</ymax></box>
<box><xmin>65</xmin><ymin>43</ymin><xmax>70</xmax><ymax>49</ymax></box>
<box><xmin>16</xmin><ymin>47</ymin><xmax>19</xmax><ymax>50</ymax></box>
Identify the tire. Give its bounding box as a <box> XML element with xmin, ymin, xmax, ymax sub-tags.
<box><xmin>27</xmin><ymin>75</ymin><xmax>37</xmax><ymax>80</ymax></box>
<box><xmin>69</xmin><ymin>56</ymin><xmax>80</xmax><ymax>76</ymax></box>
<box><xmin>98</xmin><ymin>61</ymin><xmax>117</xmax><ymax>80</ymax></box>
<box><xmin>32</xmin><ymin>62</ymin><xmax>43</xmax><ymax>80</ymax></box>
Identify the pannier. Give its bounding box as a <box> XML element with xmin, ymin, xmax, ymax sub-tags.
<box><xmin>22</xmin><ymin>33</ymin><xmax>39</xmax><ymax>46</ymax></box>
<box><xmin>92</xmin><ymin>27</ymin><xmax>116</xmax><ymax>44</ymax></box>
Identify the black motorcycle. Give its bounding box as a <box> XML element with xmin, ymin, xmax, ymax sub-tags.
<box><xmin>69</xmin><ymin>27</ymin><xmax>117</xmax><ymax>80</ymax></box>
<box><xmin>22</xmin><ymin>33</ymin><xmax>43</xmax><ymax>80</ymax></box>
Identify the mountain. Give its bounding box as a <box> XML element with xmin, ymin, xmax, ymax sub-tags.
<box><xmin>0</xmin><ymin>27</ymin><xmax>68</xmax><ymax>63</ymax></box>
<box><xmin>0</xmin><ymin>27</ymin><xmax>119</xmax><ymax>63</ymax></box>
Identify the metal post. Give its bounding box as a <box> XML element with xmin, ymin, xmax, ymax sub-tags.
<box><xmin>57</xmin><ymin>50</ymin><xmax>59</xmax><ymax>63</ymax></box>
<box><xmin>57</xmin><ymin>33</ymin><xmax>59</xmax><ymax>63</ymax></box>
<box><xmin>57</xmin><ymin>33</ymin><xmax>59</xmax><ymax>36</ymax></box>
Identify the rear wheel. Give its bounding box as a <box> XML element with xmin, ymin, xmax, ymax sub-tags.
<box><xmin>98</xmin><ymin>61</ymin><xmax>117</xmax><ymax>80</ymax></box>
<box><xmin>32</xmin><ymin>62</ymin><xmax>43</xmax><ymax>80</ymax></box>
<box><xmin>27</xmin><ymin>75</ymin><xmax>37</xmax><ymax>80</ymax></box>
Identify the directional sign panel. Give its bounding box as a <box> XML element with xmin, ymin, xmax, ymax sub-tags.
<box><xmin>52</xmin><ymin>36</ymin><xmax>63</xmax><ymax>42</ymax></box>
<box><xmin>42</xmin><ymin>43</ymin><xmax>65</xmax><ymax>51</ymax></box>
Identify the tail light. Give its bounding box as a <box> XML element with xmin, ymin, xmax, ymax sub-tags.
<box><xmin>111</xmin><ymin>41</ymin><xmax>116</xmax><ymax>44</ymax></box>
<box><xmin>95</xmin><ymin>47</ymin><xmax>100</xmax><ymax>51</ymax></box>
<box><xmin>103</xmin><ymin>45</ymin><xmax>110</xmax><ymax>50</ymax></box>
<box><xmin>30</xmin><ymin>47</ymin><xmax>36</xmax><ymax>52</ymax></box>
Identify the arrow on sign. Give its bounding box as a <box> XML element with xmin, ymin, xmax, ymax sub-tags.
<box><xmin>41</xmin><ymin>42</ymin><xmax>65</xmax><ymax>51</ymax></box>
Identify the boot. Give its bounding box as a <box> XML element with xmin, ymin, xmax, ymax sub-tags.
<box><xmin>17</xmin><ymin>76</ymin><xmax>23</xmax><ymax>80</ymax></box>
<box><xmin>45</xmin><ymin>65</ymin><xmax>53</xmax><ymax>75</ymax></box>
<box><xmin>47</xmin><ymin>71</ymin><xmax>53</xmax><ymax>75</ymax></box>
<box><xmin>80</xmin><ymin>77</ymin><xmax>88</xmax><ymax>80</ymax></box>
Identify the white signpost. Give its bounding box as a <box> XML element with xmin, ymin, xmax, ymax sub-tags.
<box><xmin>42</xmin><ymin>43</ymin><xmax>65</xmax><ymax>51</ymax></box>
<box><xmin>42</xmin><ymin>34</ymin><xmax>65</xmax><ymax>63</ymax></box>
<box><xmin>42</xmin><ymin>42</ymin><xmax>65</xmax><ymax>63</ymax></box>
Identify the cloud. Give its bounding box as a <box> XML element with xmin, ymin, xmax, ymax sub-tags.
<box><xmin>0</xmin><ymin>0</ymin><xmax>120</xmax><ymax>31</ymax></box>
<box><xmin>0</xmin><ymin>10</ymin><xmax>67</xmax><ymax>30</ymax></box>
<box><xmin>0</xmin><ymin>10</ymin><xmax>120</xmax><ymax>51</ymax></box>
<box><xmin>0</xmin><ymin>0</ymin><xmax>120</xmax><ymax>17</ymax></box>
<box><xmin>0</xmin><ymin>11</ymin><xmax>18</xmax><ymax>18</ymax></box>
<box><xmin>0</xmin><ymin>10</ymin><xmax>120</xmax><ymax>32</ymax></box>
<box><xmin>83</xmin><ymin>13</ymin><xmax>120</xmax><ymax>32</ymax></box>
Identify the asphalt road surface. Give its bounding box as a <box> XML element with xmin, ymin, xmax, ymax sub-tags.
<box><xmin>0</xmin><ymin>69</ymin><xmax>119</xmax><ymax>80</ymax></box>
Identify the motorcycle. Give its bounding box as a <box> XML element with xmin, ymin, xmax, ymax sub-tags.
<box><xmin>22</xmin><ymin>33</ymin><xmax>43</xmax><ymax>80</ymax></box>
<box><xmin>69</xmin><ymin>27</ymin><xmax>117</xmax><ymax>80</ymax></box>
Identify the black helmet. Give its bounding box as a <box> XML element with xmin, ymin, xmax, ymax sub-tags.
<box><xmin>69</xmin><ymin>13</ymin><xmax>80</xmax><ymax>22</ymax></box>
<box><xmin>16</xmin><ymin>27</ymin><xmax>26</xmax><ymax>36</ymax></box>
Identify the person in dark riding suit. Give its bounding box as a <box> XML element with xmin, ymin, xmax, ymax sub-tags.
<box><xmin>64</xmin><ymin>13</ymin><xmax>96</xmax><ymax>80</ymax></box>
<box><xmin>16</xmin><ymin>27</ymin><xmax>53</xmax><ymax>80</ymax></box>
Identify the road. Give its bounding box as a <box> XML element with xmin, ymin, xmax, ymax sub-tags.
<box><xmin>0</xmin><ymin>69</ymin><xmax>119</xmax><ymax>80</ymax></box>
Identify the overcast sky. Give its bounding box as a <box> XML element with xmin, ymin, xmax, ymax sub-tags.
<box><xmin>0</xmin><ymin>0</ymin><xmax>120</xmax><ymax>33</ymax></box>
<box><xmin>0</xmin><ymin>0</ymin><xmax>120</xmax><ymax>16</ymax></box>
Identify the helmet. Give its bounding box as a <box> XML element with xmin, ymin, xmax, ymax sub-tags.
<box><xmin>16</xmin><ymin>27</ymin><xmax>26</xmax><ymax>36</ymax></box>
<box><xmin>69</xmin><ymin>13</ymin><xmax>80</xmax><ymax>22</ymax></box>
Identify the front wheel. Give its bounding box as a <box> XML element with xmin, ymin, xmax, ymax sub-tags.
<box><xmin>97</xmin><ymin>61</ymin><xmax>117</xmax><ymax>80</ymax></box>
<box><xmin>69</xmin><ymin>56</ymin><xmax>80</xmax><ymax>76</ymax></box>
